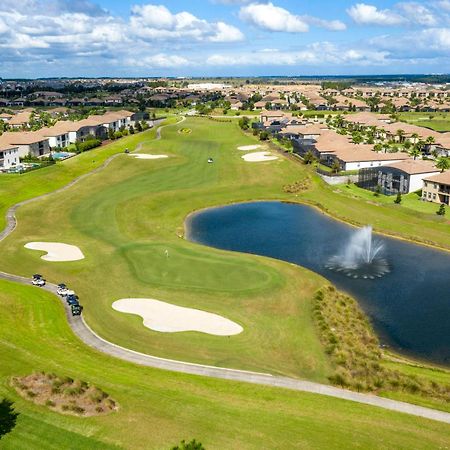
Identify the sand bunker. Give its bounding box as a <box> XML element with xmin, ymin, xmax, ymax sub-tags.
<box><xmin>112</xmin><ymin>298</ymin><xmax>243</xmax><ymax>336</ymax></box>
<box><xmin>237</xmin><ymin>145</ymin><xmax>262</xmax><ymax>151</ymax></box>
<box><xmin>131</xmin><ymin>154</ymin><xmax>168</xmax><ymax>160</ymax></box>
<box><xmin>242</xmin><ymin>152</ymin><xmax>278</xmax><ymax>162</ymax></box>
<box><xmin>25</xmin><ymin>242</ymin><xmax>85</xmax><ymax>262</ymax></box>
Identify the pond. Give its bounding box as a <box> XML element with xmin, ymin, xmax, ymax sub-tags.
<box><xmin>186</xmin><ymin>201</ymin><xmax>450</xmax><ymax>366</ymax></box>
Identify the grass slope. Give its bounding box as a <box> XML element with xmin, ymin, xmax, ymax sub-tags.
<box><xmin>0</xmin><ymin>116</ymin><xmax>449</xmax><ymax>410</ymax></box>
<box><xmin>0</xmin><ymin>280</ymin><xmax>449</xmax><ymax>450</ymax></box>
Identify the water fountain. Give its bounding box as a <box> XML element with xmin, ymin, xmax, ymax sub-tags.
<box><xmin>325</xmin><ymin>226</ymin><xmax>390</xmax><ymax>279</ymax></box>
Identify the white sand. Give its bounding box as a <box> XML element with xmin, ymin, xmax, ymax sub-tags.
<box><xmin>242</xmin><ymin>152</ymin><xmax>278</xmax><ymax>162</ymax></box>
<box><xmin>237</xmin><ymin>145</ymin><xmax>262</xmax><ymax>151</ymax></box>
<box><xmin>112</xmin><ymin>298</ymin><xmax>243</xmax><ymax>336</ymax></box>
<box><xmin>25</xmin><ymin>242</ymin><xmax>85</xmax><ymax>262</ymax></box>
<box><xmin>131</xmin><ymin>154</ymin><xmax>168</xmax><ymax>160</ymax></box>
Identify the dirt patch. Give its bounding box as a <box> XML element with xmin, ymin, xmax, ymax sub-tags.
<box><xmin>12</xmin><ymin>373</ymin><xmax>118</xmax><ymax>417</ymax></box>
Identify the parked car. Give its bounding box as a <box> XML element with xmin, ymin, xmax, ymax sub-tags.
<box><xmin>71</xmin><ymin>305</ymin><xmax>83</xmax><ymax>316</ymax></box>
<box><xmin>31</xmin><ymin>274</ymin><xmax>45</xmax><ymax>287</ymax></box>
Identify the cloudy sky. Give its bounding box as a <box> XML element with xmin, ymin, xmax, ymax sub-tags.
<box><xmin>0</xmin><ymin>0</ymin><xmax>449</xmax><ymax>78</ymax></box>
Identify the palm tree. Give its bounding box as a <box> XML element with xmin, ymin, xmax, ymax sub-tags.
<box><xmin>436</xmin><ymin>157</ymin><xmax>450</xmax><ymax>172</ymax></box>
<box><xmin>331</xmin><ymin>159</ymin><xmax>341</xmax><ymax>174</ymax></box>
<box><xmin>396</xmin><ymin>129</ymin><xmax>405</xmax><ymax>143</ymax></box>
<box><xmin>409</xmin><ymin>148</ymin><xmax>421</xmax><ymax>160</ymax></box>
<box><xmin>302</xmin><ymin>150</ymin><xmax>316</xmax><ymax>165</ymax></box>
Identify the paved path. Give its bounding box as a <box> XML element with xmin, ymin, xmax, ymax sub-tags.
<box><xmin>1</xmin><ymin>119</ymin><xmax>450</xmax><ymax>425</ymax></box>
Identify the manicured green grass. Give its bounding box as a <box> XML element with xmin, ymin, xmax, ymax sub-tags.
<box><xmin>0</xmin><ymin>126</ymin><xmax>165</xmax><ymax>231</ymax></box>
<box><xmin>397</xmin><ymin>112</ymin><xmax>450</xmax><ymax>132</ymax></box>
<box><xmin>1</xmin><ymin>280</ymin><xmax>449</xmax><ymax>450</ymax></box>
<box><xmin>332</xmin><ymin>183</ymin><xmax>447</xmax><ymax>216</ymax></box>
<box><xmin>0</xmin><ymin>117</ymin><xmax>449</xmax><ymax>413</ymax></box>
<box><xmin>0</xmin><ymin>117</ymin><xmax>331</xmax><ymax>380</ymax></box>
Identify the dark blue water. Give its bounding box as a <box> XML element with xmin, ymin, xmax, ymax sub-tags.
<box><xmin>187</xmin><ymin>201</ymin><xmax>450</xmax><ymax>366</ymax></box>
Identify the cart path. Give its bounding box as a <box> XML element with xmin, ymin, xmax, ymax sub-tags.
<box><xmin>1</xmin><ymin>116</ymin><xmax>450</xmax><ymax>425</ymax></box>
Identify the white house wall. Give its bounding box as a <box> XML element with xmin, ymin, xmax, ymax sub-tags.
<box><xmin>343</xmin><ymin>159</ymin><xmax>404</xmax><ymax>171</ymax></box>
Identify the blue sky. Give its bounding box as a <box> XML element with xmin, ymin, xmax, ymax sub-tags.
<box><xmin>0</xmin><ymin>0</ymin><xmax>449</xmax><ymax>78</ymax></box>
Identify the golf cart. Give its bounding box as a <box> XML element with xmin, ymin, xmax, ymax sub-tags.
<box><xmin>31</xmin><ymin>274</ymin><xmax>45</xmax><ymax>287</ymax></box>
<box><xmin>56</xmin><ymin>283</ymin><xmax>69</xmax><ymax>296</ymax></box>
<box><xmin>66</xmin><ymin>294</ymin><xmax>80</xmax><ymax>306</ymax></box>
<box><xmin>71</xmin><ymin>304</ymin><xmax>83</xmax><ymax>316</ymax></box>
<box><xmin>207</xmin><ymin>158</ymin><xmax>214</xmax><ymax>164</ymax></box>
<box><xmin>124</xmin><ymin>148</ymin><xmax>130</xmax><ymax>154</ymax></box>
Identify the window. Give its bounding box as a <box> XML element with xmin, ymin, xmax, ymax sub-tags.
<box><xmin>428</xmin><ymin>192</ymin><xmax>432</xmax><ymax>199</ymax></box>
<box><xmin>433</xmin><ymin>194</ymin><xmax>436</xmax><ymax>200</ymax></box>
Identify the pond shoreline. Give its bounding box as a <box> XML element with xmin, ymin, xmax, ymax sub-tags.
<box><xmin>185</xmin><ymin>200</ymin><xmax>450</xmax><ymax>369</ymax></box>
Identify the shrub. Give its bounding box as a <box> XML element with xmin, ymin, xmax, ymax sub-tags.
<box><xmin>75</xmin><ymin>139</ymin><xmax>101</xmax><ymax>153</ymax></box>
<box><xmin>437</xmin><ymin>204</ymin><xmax>446</xmax><ymax>216</ymax></box>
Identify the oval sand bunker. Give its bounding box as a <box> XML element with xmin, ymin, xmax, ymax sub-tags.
<box><xmin>112</xmin><ymin>298</ymin><xmax>243</xmax><ymax>336</ymax></box>
<box><xmin>25</xmin><ymin>242</ymin><xmax>85</xmax><ymax>262</ymax></box>
<box><xmin>242</xmin><ymin>152</ymin><xmax>278</xmax><ymax>162</ymax></box>
<box><xmin>130</xmin><ymin>154</ymin><xmax>168</xmax><ymax>160</ymax></box>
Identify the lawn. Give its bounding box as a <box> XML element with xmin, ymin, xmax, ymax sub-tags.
<box><xmin>0</xmin><ymin>280</ymin><xmax>449</xmax><ymax>450</ymax></box>
<box><xmin>397</xmin><ymin>112</ymin><xmax>450</xmax><ymax>132</ymax></box>
<box><xmin>331</xmin><ymin>183</ymin><xmax>447</xmax><ymax>216</ymax></box>
<box><xmin>0</xmin><ymin>116</ymin><xmax>449</xmax><ymax>415</ymax></box>
<box><xmin>0</xmin><ymin>117</ymin><xmax>332</xmax><ymax>381</ymax></box>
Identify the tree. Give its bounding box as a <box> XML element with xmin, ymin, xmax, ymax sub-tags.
<box><xmin>394</xmin><ymin>192</ymin><xmax>402</xmax><ymax>204</ymax></box>
<box><xmin>303</xmin><ymin>150</ymin><xmax>316</xmax><ymax>165</ymax></box>
<box><xmin>0</xmin><ymin>399</ymin><xmax>19</xmax><ymax>440</ymax></box>
<box><xmin>171</xmin><ymin>439</ymin><xmax>205</xmax><ymax>450</ymax></box>
<box><xmin>373</xmin><ymin>143</ymin><xmax>382</xmax><ymax>152</ymax></box>
<box><xmin>436</xmin><ymin>157</ymin><xmax>450</xmax><ymax>172</ymax></box>
<box><xmin>437</xmin><ymin>204</ymin><xmax>446</xmax><ymax>216</ymax></box>
<box><xmin>374</xmin><ymin>184</ymin><xmax>382</xmax><ymax>197</ymax></box>
<box><xmin>331</xmin><ymin>159</ymin><xmax>341</xmax><ymax>174</ymax></box>
<box><xmin>409</xmin><ymin>148</ymin><xmax>421</xmax><ymax>160</ymax></box>
<box><xmin>108</xmin><ymin>128</ymin><xmax>115</xmax><ymax>140</ymax></box>
<box><xmin>238</xmin><ymin>116</ymin><xmax>250</xmax><ymax>130</ymax></box>
<box><xmin>396</xmin><ymin>129</ymin><xmax>405</xmax><ymax>142</ymax></box>
<box><xmin>259</xmin><ymin>130</ymin><xmax>269</xmax><ymax>141</ymax></box>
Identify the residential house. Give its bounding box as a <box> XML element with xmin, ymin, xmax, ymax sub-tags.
<box><xmin>422</xmin><ymin>172</ymin><xmax>450</xmax><ymax>205</ymax></box>
<box><xmin>358</xmin><ymin>159</ymin><xmax>440</xmax><ymax>195</ymax></box>
<box><xmin>0</xmin><ymin>142</ymin><xmax>20</xmax><ymax>170</ymax></box>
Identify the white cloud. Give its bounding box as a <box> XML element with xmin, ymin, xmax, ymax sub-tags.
<box><xmin>396</xmin><ymin>2</ymin><xmax>438</xmax><ymax>26</ymax></box>
<box><xmin>206</xmin><ymin>43</ymin><xmax>389</xmax><ymax>67</ymax></box>
<box><xmin>347</xmin><ymin>3</ymin><xmax>404</xmax><ymax>25</ymax></box>
<box><xmin>239</xmin><ymin>2</ymin><xmax>346</xmax><ymax>33</ymax></box>
<box><xmin>130</xmin><ymin>4</ymin><xmax>244</xmax><ymax>42</ymax></box>
<box><xmin>438</xmin><ymin>0</ymin><xmax>450</xmax><ymax>11</ymax></box>
<box><xmin>307</xmin><ymin>17</ymin><xmax>347</xmax><ymax>31</ymax></box>
<box><xmin>348</xmin><ymin>2</ymin><xmax>440</xmax><ymax>27</ymax></box>
<box><xmin>371</xmin><ymin>27</ymin><xmax>450</xmax><ymax>55</ymax></box>
<box><xmin>239</xmin><ymin>2</ymin><xmax>309</xmax><ymax>32</ymax></box>
<box><xmin>125</xmin><ymin>53</ymin><xmax>190</xmax><ymax>68</ymax></box>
